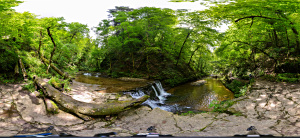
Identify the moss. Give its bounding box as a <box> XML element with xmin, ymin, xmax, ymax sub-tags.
<box><xmin>46</xmin><ymin>100</ymin><xmax>59</xmax><ymax>114</ymax></box>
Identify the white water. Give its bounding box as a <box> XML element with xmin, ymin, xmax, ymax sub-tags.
<box><xmin>129</xmin><ymin>81</ymin><xmax>175</xmax><ymax>111</ymax></box>
<box><xmin>155</xmin><ymin>81</ymin><xmax>171</xmax><ymax>97</ymax></box>
<box><xmin>152</xmin><ymin>81</ymin><xmax>171</xmax><ymax>104</ymax></box>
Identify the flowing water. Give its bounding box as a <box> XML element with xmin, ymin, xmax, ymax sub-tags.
<box><xmin>76</xmin><ymin>73</ymin><xmax>234</xmax><ymax>113</ymax></box>
<box><xmin>129</xmin><ymin>78</ymin><xmax>234</xmax><ymax>113</ymax></box>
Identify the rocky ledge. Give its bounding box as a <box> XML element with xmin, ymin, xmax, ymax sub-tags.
<box><xmin>190</xmin><ymin>80</ymin><xmax>206</xmax><ymax>86</ymax></box>
<box><xmin>0</xmin><ymin>79</ymin><xmax>299</xmax><ymax>136</ymax></box>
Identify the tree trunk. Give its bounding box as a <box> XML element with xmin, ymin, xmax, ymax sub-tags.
<box><xmin>188</xmin><ymin>46</ymin><xmax>200</xmax><ymax>65</ymax></box>
<box><xmin>176</xmin><ymin>32</ymin><xmax>191</xmax><ymax>66</ymax></box>
<box><xmin>285</xmin><ymin>27</ymin><xmax>290</xmax><ymax>58</ymax></box>
<box><xmin>40</xmin><ymin>54</ymin><xmax>70</xmax><ymax>80</ymax></box>
<box><xmin>39</xmin><ymin>30</ymin><xmax>43</xmax><ymax>58</ymax></box>
<box><xmin>18</xmin><ymin>57</ymin><xmax>28</xmax><ymax>81</ymax></box>
<box><xmin>34</xmin><ymin>76</ymin><xmax>149</xmax><ymax>120</ymax></box>
<box><xmin>46</xmin><ymin>27</ymin><xmax>57</xmax><ymax>74</ymax></box>
<box><xmin>69</xmin><ymin>32</ymin><xmax>76</xmax><ymax>43</ymax></box>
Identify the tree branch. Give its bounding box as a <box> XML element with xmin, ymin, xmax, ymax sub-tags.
<box><xmin>235</xmin><ymin>16</ymin><xmax>278</xmax><ymax>23</ymax></box>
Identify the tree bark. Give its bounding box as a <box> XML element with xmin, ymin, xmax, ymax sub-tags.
<box><xmin>40</xmin><ymin>54</ymin><xmax>70</xmax><ymax>80</ymax></box>
<box><xmin>188</xmin><ymin>46</ymin><xmax>200</xmax><ymax>65</ymax></box>
<box><xmin>34</xmin><ymin>75</ymin><xmax>149</xmax><ymax>120</ymax></box>
<box><xmin>46</xmin><ymin>27</ymin><xmax>57</xmax><ymax>74</ymax></box>
<box><xmin>176</xmin><ymin>31</ymin><xmax>191</xmax><ymax>66</ymax></box>
<box><xmin>39</xmin><ymin>30</ymin><xmax>43</xmax><ymax>58</ymax></box>
<box><xmin>18</xmin><ymin>57</ymin><xmax>28</xmax><ymax>81</ymax></box>
<box><xmin>69</xmin><ymin>32</ymin><xmax>76</xmax><ymax>43</ymax></box>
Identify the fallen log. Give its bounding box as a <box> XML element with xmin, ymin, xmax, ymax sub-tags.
<box><xmin>33</xmin><ymin>75</ymin><xmax>149</xmax><ymax>120</ymax></box>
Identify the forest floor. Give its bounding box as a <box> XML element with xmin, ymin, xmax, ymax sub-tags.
<box><xmin>0</xmin><ymin>79</ymin><xmax>299</xmax><ymax>136</ymax></box>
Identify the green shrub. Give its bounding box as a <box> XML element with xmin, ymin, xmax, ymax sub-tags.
<box><xmin>22</xmin><ymin>80</ymin><xmax>36</xmax><ymax>92</ymax></box>
<box><xmin>180</xmin><ymin>111</ymin><xmax>195</xmax><ymax>116</ymax></box>
<box><xmin>48</xmin><ymin>77</ymin><xmax>71</xmax><ymax>92</ymax></box>
<box><xmin>209</xmin><ymin>100</ymin><xmax>235</xmax><ymax>113</ymax></box>
<box><xmin>224</xmin><ymin>79</ymin><xmax>252</xmax><ymax>98</ymax></box>
<box><xmin>225</xmin><ymin>80</ymin><xmax>243</xmax><ymax>94</ymax></box>
<box><xmin>277</xmin><ymin>73</ymin><xmax>299</xmax><ymax>83</ymax></box>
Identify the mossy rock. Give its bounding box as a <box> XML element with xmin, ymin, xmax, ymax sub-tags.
<box><xmin>45</xmin><ymin>98</ymin><xmax>59</xmax><ymax>114</ymax></box>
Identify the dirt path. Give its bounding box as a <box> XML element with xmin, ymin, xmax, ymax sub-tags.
<box><xmin>0</xmin><ymin>79</ymin><xmax>299</xmax><ymax>136</ymax></box>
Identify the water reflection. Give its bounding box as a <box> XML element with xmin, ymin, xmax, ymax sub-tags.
<box><xmin>166</xmin><ymin>78</ymin><xmax>234</xmax><ymax>112</ymax></box>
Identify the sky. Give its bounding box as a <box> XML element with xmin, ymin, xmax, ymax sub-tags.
<box><xmin>14</xmin><ymin>0</ymin><xmax>227</xmax><ymax>38</ymax></box>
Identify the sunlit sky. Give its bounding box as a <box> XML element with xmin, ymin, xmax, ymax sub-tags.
<box><xmin>14</xmin><ymin>0</ymin><xmax>227</xmax><ymax>38</ymax></box>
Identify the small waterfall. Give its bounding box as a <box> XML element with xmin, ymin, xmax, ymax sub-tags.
<box><xmin>155</xmin><ymin>81</ymin><xmax>171</xmax><ymax>97</ymax></box>
<box><xmin>128</xmin><ymin>81</ymin><xmax>174</xmax><ymax>111</ymax></box>
<box><xmin>151</xmin><ymin>85</ymin><xmax>159</xmax><ymax>97</ymax></box>
<box><xmin>151</xmin><ymin>81</ymin><xmax>171</xmax><ymax>104</ymax></box>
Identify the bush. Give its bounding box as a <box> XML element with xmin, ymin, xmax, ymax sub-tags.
<box><xmin>209</xmin><ymin>100</ymin><xmax>235</xmax><ymax>113</ymax></box>
<box><xmin>180</xmin><ymin>111</ymin><xmax>195</xmax><ymax>116</ymax></box>
<box><xmin>22</xmin><ymin>80</ymin><xmax>36</xmax><ymax>92</ymax></box>
<box><xmin>48</xmin><ymin>77</ymin><xmax>71</xmax><ymax>92</ymax></box>
<box><xmin>225</xmin><ymin>80</ymin><xmax>244</xmax><ymax>94</ymax></box>
<box><xmin>224</xmin><ymin>79</ymin><xmax>251</xmax><ymax>98</ymax></box>
<box><xmin>277</xmin><ymin>73</ymin><xmax>299</xmax><ymax>83</ymax></box>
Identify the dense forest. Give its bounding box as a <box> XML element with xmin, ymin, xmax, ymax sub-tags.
<box><xmin>1</xmin><ymin>0</ymin><xmax>299</xmax><ymax>90</ymax></box>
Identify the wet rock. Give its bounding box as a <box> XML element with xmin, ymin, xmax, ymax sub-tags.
<box><xmin>118</xmin><ymin>94</ymin><xmax>133</xmax><ymax>101</ymax></box>
<box><xmin>190</xmin><ymin>80</ymin><xmax>206</xmax><ymax>86</ymax></box>
<box><xmin>118</xmin><ymin>77</ymin><xmax>147</xmax><ymax>82</ymax></box>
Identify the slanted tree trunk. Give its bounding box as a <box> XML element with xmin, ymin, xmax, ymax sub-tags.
<box><xmin>40</xmin><ymin>54</ymin><xmax>70</xmax><ymax>80</ymax></box>
<box><xmin>188</xmin><ymin>46</ymin><xmax>200</xmax><ymax>65</ymax></box>
<box><xmin>176</xmin><ymin>31</ymin><xmax>191</xmax><ymax>66</ymax></box>
<box><xmin>46</xmin><ymin>27</ymin><xmax>57</xmax><ymax>74</ymax></box>
<box><xmin>33</xmin><ymin>76</ymin><xmax>149</xmax><ymax>120</ymax></box>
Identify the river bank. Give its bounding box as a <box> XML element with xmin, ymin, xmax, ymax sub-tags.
<box><xmin>0</xmin><ymin>78</ymin><xmax>299</xmax><ymax>136</ymax></box>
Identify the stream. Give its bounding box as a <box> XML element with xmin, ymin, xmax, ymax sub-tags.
<box><xmin>76</xmin><ymin>73</ymin><xmax>234</xmax><ymax>113</ymax></box>
<box><xmin>129</xmin><ymin>78</ymin><xmax>234</xmax><ymax>113</ymax></box>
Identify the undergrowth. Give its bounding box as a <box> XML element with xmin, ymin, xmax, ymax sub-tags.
<box><xmin>262</xmin><ymin>73</ymin><xmax>300</xmax><ymax>83</ymax></box>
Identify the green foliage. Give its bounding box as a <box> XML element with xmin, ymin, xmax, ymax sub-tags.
<box><xmin>277</xmin><ymin>73</ymin><xmax>300</xmax><ymax>83</ymax></box>
<box><xmin>37</xmin><ymin>89</ymin><xmax>44</xmax><ymax>96</ymax></box>
<box><xmin>205</xmin><ymin>0</ymin><xmax>300</xmax><ymax>77</ymax></box>
<box><xmin>93</xmin><ymin>7</ymin><xmax>217</xmax><ymax>86</ymax></box>
<box><xmin>0</xmin><ymin>49</ymin><xmax>18</xmax><ymax>73</ymax></box>
<box><xmin>225</xmin><ymin>80</ymin><xmax>244</xmax><ymax>95</ymax></box>
<box><xmin>234</xmin><ymin>85</ymin><xmax>247</xmax><ymax>98</ymax></box>
<box><xmin>22</xmin><ymin>80</ymin><xmax>35</xmax><ymax>92</ymax></box>
<box><xmin>262</xmin><ymin>73</ymin><xmax>300</xmax><ymax>83</ymax></box>
<box><xmin>0</xmin><ymin>75</ymin><xmax>19</xmax><ymax>84</ymax></box>
<box><xmin>48</xmin><ymin>77</ymin><xmax>71</xmax><ymax>92</ymax></box>
<box><xmin>209</xmin><ymin>100</ymin><xmax>235</xmax><ymax>113</ymax></box>
<box><xmin>180</xmin><ymin>111</ymin><xmax>195</xmax><ymax>116</ymax></box>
